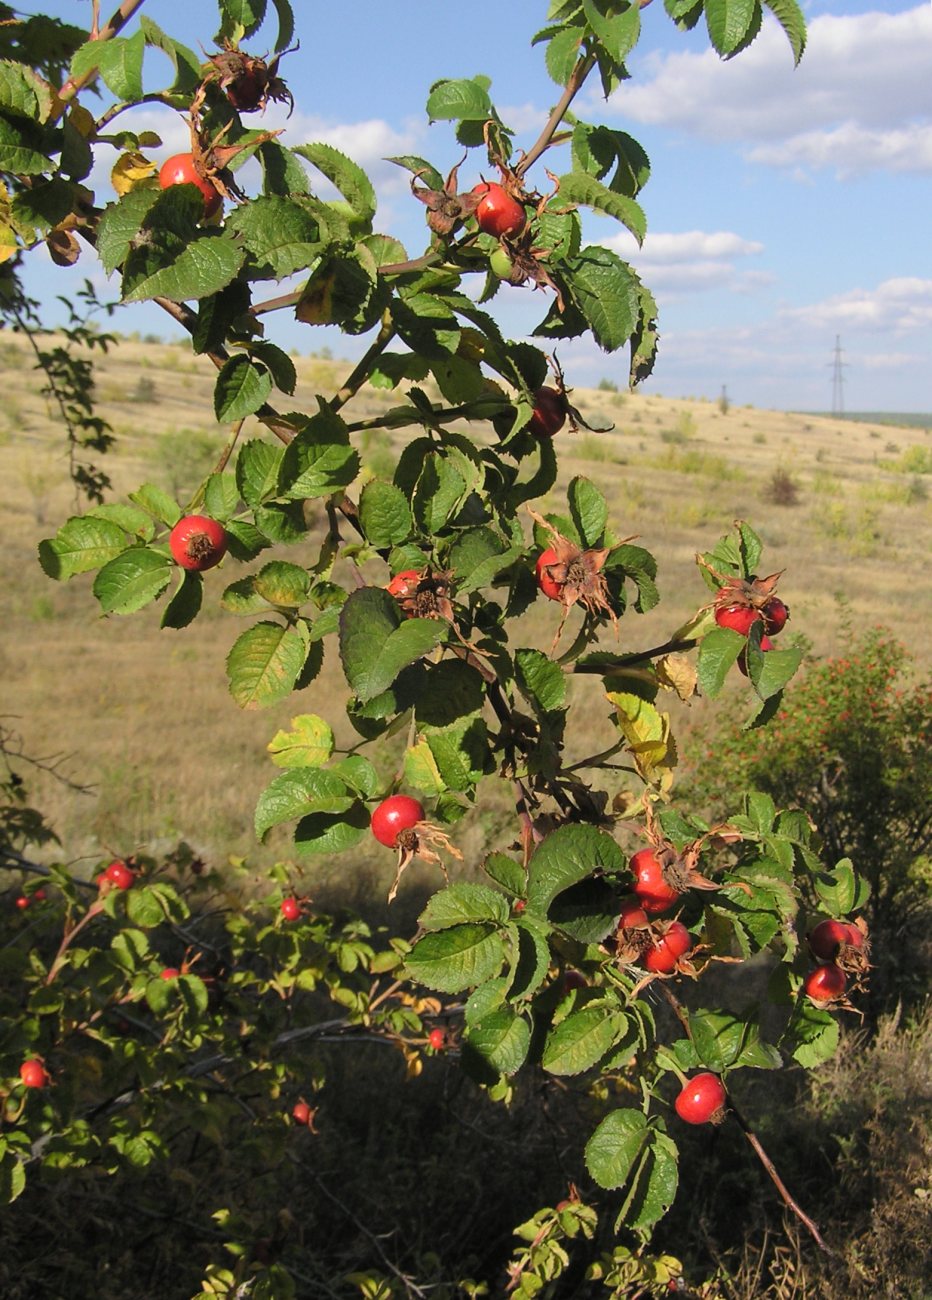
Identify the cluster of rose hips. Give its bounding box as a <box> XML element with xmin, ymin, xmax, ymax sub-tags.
<box><xmin>803</xmin><ymin>917</ymin><xmax>867</xmax><ymax>1006</ymax></box>
<box><xmin>713</xmin><ymin>582</ymin><xmax>790</xmax><ymax>676</ymax></box>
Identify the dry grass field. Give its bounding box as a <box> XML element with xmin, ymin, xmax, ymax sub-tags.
<box><xmin>2</xmin><ymin>332</ymin><xmax>929</xmax><ymax>888</ymax></box>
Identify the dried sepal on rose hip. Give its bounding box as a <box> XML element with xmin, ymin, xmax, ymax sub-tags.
<box><xmin>410</xmin><ymin>159</ymin><xmax>479</xmax><ymax>237</ymax></box>
<box><xmin>370</xmin><ymin>795</ymin><xmax>463</xmax><ymax>903</ymax></box>
<box><xmin>626</xmin><ymin>803</ymin><xmax>742</xmax><ymax>914</ymax></box>
<box><xmin>808</xmin><ymin>915</ymin><xmax>870</xmax><ymax>975</ymax></box>
<box><xmin>201</xmin><ymin>41</ymin><xmax>295</xmax><ymax>115</ymax></box>
<box><xmin>699</xmin><ymin>553</ymin><xmax>790</xmax><ymax>637</ymax></box>
<box><xmin>385</xmin><ymin>567</ymin><xmax>454</xmax><ymax>622</ymax></box>
<box><xmin>528</xmin><ymin>508</ymin><xmax>622</xmax><ymax>646</ymax></box>
<box><xmin>614</xmin><ymin>898</ymin><xmax>652</xmax><ymax>966</ymax></box>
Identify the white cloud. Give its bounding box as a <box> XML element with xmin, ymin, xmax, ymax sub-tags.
<box><xmin>610</xmin><ymin>5</ymin><xmax>932</xmax><ymax>175</ymax></box>
<box><xmin>748</xmin><ymin>122</ymin><xmax>932</xmax><ymax>177</ymax></box>
<box><xmin>606</xmin><ymin>228</ymin><xmax>767</xmax><ymax>295</ymax></box>
<box><xmin>779</xmin><ymin>277</ymin><xmax>932</xmax><ymax>333</ymax></box>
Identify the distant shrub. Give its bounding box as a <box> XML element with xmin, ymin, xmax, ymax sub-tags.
<box><xmin>764</xmin><ymin>466</ymin><xmax>800</xmax><ymax>506</ymax></box>
<box><xmin>597</xmin><ymin>376</ymin><xmax>619</xmax><ymax>392</ymax></box>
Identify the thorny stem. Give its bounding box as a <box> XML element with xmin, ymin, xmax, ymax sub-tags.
<box><xmin>732</xmin><ymin>1103</ymin><xmax>838</xmax><ymax>1257</ymax></box>
<box><xmin>571</xmin><ymin>636</ymin><xmax>699</xmax><ymax>673</ymax></box>
<box><xmin>54</xmin><ymin>0</ymin><xmax>150</xmax><ymax>115</ymax></box>
<box><xmin>332</xmin><ymin>311</ymin><xmax>396</xmax><ymax>411</ymax></box>
<box><xmin>515</xmin><ymin>53</ymin><xmax>597</xmax><ymax>178</ymax></box>
<box><xmin>45</xmin><ymin>899</ymin><xmax>106</xmax><ymax>985</ymax></box>
<box><xmin>212</xmin><ymin>416</ymin><xmax>246</xmax><ymax>477</ymax></box>
<box><xmin>152</xmin><ymin>296</ymin><xmax>299</xmax><ymax>448</ymax></box>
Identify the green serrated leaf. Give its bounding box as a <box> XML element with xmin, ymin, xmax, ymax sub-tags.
<box><xmin>160</xmin><ymin>569</ymin><xmax>202</xmax><ymax>629</ymax></box>
<box><xmin>278</xmin><ymin>409</ymin><xmax>360</xmax><ymax>499</ymax></box>
<box><xmin>515</xmin><ymin>648</ymin><xmax>566</xmax><ymax>714</ymax></box>
<box><xmin>225</xmin><ymin>195</ymin><xmax>322</xmax><ymax>278</ymax></box>
<box><xmin>585</xmin><ymin>1108</ymin><xmax>649</xmax><ymax>1190</ymax></box>
<box><xmin>267</xmin><ymin>714</ymin><xmax>334</xmax><ymax>768</ymax></box>
<box><xmin>698</xmin><ymin>627</ymin><xmax>745</xmax><ymax>697</ymax></box>
<box><xmin>526</xmin><ymin>824</ymin><xmax>624</xmax><ymax>915</ymax></box>
<box><xmin>419</xmin><ymin>883</ymin><xmax>511</xmax><ymax>931</ymax></box>
<box><xmin>405</xmin><ymin>924</ymin><xmax>508</xmax><ymax>993</ymax></box>
<box><xmin>558</xmin><ymin>171</ymin><xmax>646</xmax><ymax>243</ymax></box>
<box><xmin>543</xmin><ymin>1007</ymin><xmax>629</xmax><ymax>1076</ymax></box>
<box><xmin>339</xmin><ymin>587</ymin><xmax>445</xmax><ymax>704</ymax></box>
<box><xmin>214</xmin><ymin>354</ymin><xmax>273</xmax><ymax>423</ymax></box>
<box><xmin>705</xmin><ymin>0</ymin><xmax>762</xmax><ymax>56</ymax></box>
<box><xmin>129</xmin><ymin>483</ymin><xmax>181</xmax><ymax>527</ymax></box>
<box><xmin>255</xmin><ymin>768</ymin><xmax>353</xmax><ymax>841</ymax></box>
<box><xmin>93</xmin><ymin>548</ymin><xmax>172</xmax><ymax>615</ymax></box>
<box><xmin>568</xmin><ymin>475</ymin><xmax>608</xmax><ymax>547</ymax></box>
<box><xmin>359</xmin><ymin>480</ymin><xmax>414</xmax><ymax>547</ymax></box>
<box><xmin>226</xmin><ymin>620</ymin><xmax>309</xmax><ymax>709</ymax></box>
<box><xmin>293</xmin><ymin>142</ymin><xmax>376</xmax><ymax>226</ymax></box>
<box><xmin>426</xmin><ymin>77</ymin><xmax>493</xmax><ymax>123</ymax></box>
<box><xmin>464</xmin><ymin>1007</ymin><xmax>531</xmax><ymax>1076</ymax></box>
<box><xmin>38</xmin><ymin>516</ymin><xmax>128</xmax><ymax>580</ymax></box>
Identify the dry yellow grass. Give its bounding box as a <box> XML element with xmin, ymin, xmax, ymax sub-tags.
<box><xmin>1</xmin><ymin>334</ymin><xmax>929</xmax><ymax>883</ymax></box>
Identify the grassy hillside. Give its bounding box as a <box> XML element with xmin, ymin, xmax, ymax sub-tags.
<box><xmin>2</xmin><ymin>333</ymin><xmax>930</xmax><ymax>878</ymax></box>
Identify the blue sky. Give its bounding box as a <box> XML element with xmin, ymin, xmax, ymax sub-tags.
<box><xmin>19</xmin><ymin>0</ymin><xmax>931</xmax><ymax>412</ymax></box>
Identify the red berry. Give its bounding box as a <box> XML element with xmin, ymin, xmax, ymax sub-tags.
<box><xmin>280</xmin><ymin>896</ymin><xmax>301</xmax><ymax>922</ymax></box>
<box><xmin>428</xmin><ymin>1027</ymin><xmax>446</xmax><ymax>1050</ymax></box>
<box><xmin>160</xmin><ymin>967</ymin><xmax>180</xmax><ymax>981</ymax></box>
<box><xmin>618</xmin><ymin>898</ymin><xmax>649</xmax><ymax>929</ymax></box>
<box><xmin>105</xmin><ymin>860</ymin><xmax>135</xmax><ymax>890</ymax></box>
<box><xmin>808</xmin><ymin>918</ymin><xmax>854</xmax><ymax>962</ymax></box>
<box><xmin>169</xmin><ymin>515</ymin><xmax>227</xmax><ymax>572</ymax></box>
<box><xmin>674</xmin><ymin>1072</ymin><xmax>727</xmax><ymax>1124</ymax></box>
<box><xmin>528</xmin><ymin>387</ymin><xmax>566</xmax><ymax>439</ymax></box>
<box><xmin>370</xmin><ymin>794</ymin><xmax>424</xmax><ymax>848</ymax></box>
<box><xmin>642</xmin><ymin>920</ymin><xmax>692</xmax><ymax>973</ymax></box>
<box><xmin>630</xmin><ymin>848</ymin><xmax>679</xmax><ymax>914</ymax></box>
<box><xmin>387</xmin><ymin>569</ymin><xmax>421</xmax><ymax>600</ymax></box>
<box><xmin>843</xmin><ymin>922</ymin><xmax>865</xmax><ymax>949</ymax></box>
<box><xmin>513</xmin><ymin>898</ymin><xmax>527</xmax><ymax>914</ymax></box>
<box><xmin>471</xmin><ymin>182</ymin><xmax>525</xmax><ymax>239</ymax></box>
<box><xmin>15</xmin><ymin>895</ymin><xmax>30</xmax><ymax>910</ymax></box>
<box><xmin>714</xmin><ymin>603</ymin><xmax>762</xmax><ymax>636</ymax></box>
<box><xmin>804</xmin><ymin>963</ymin><xmax>847</xmax><ymax>1004</ymax></box>
<box><xmin>535</xmin><ymin>548</ymin><xmax>563</xmax><ymax>602</ymax></box>
<box><xmin>737</xmin><ymin>634</ymin><xmax>775</xmax><ymax>677</ymax></box>
<box><xmin>158</xmin><ymin>153</ymin><xmax>222</xmax><ymax>218</ymax></box>
<box><xmin>761</xmin><ymin>596</ymin><xmax>789</xmax><ymax>635</ymax></box>
<box><xmin>292</xmin><ymin>1100</ymin><xmax>311</xmax><ymax>1125</ymax></box>
<box><xmin>19</xmin><ymin>1058</ymin><xmax>49</xmax><ymax>1089</ymax></box>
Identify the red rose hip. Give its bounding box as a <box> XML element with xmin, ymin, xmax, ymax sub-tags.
<box><xmin>371</xmin><ymin>795</ymin><xmax>424</xmax><ymax>848</ymax></box>
<box><xmin>159</xmin><ymin>153</ymin><xmax>222</xmax><ymax>218</ymax></box>
<box><xmin>169</xmin><ymin>515</ymin><xmax>228</xmax><ymax>572</ymax></box>
<box><xmin>471</xmin><ymin>182</ymin><xmax>525</xmax><ymax>239</ymax></box>
<box><xmin>675</xmin><ymin>1072</ymin><xmax>727</xmax><ymax>1124</ymax></box>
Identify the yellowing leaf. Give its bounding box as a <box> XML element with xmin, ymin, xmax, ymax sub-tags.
<box><xmin>111</xmin><ymin>150</ymin><xmax>157</xmax><ymax>196</ymax></box>
<box><xmin>403</xmin><ymin>738</ymin><xmax>447</xmax><ymax>796</ymax></box>
<box><xmin>266</xmin><ymin>713</ymin><xmax>334</xmax><ymax>768</ymax></box>
<box><xmin>656</xmin><ymin>652</ymin><xmax>698</xmax><ymax>701</ymax></box>
<box><xmin>606</xmin><ymin>690</ymin><xmax>677</xmax><ymax>789</ymax></box>
<box><xmin>68</xmin><ymin>102</ymin><xmax>96</xmax><ymax>139</ymax></box>
<box><xmin>0</xmin><ymin>222</ymin><xmax>19</xmax><ymax>263</ymax></box>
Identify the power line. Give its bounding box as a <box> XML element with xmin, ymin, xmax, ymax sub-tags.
<box><xmin>829</xmin><ymin>335</ymin><xmax>847</xmax><ymax>416</ymax></box>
